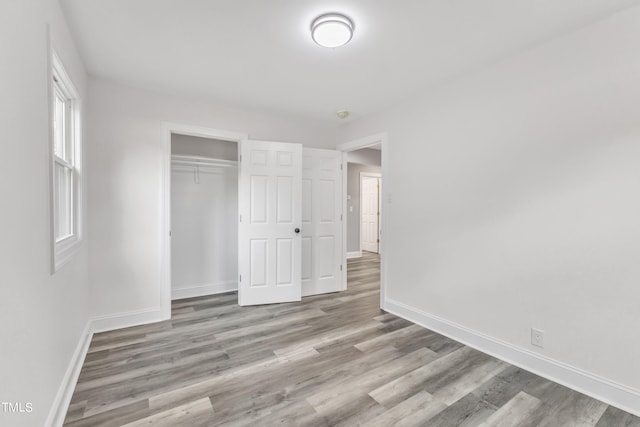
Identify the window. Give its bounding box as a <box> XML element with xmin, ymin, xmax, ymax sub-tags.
<box><xmin>50</xmin><ymin>51</ymin><xmax>82</xmax><ymax>272</ymax></box>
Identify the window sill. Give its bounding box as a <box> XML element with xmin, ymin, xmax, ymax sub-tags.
<box><xmin>53</xmin><ymin>235</ymin><xmax>82</xmax><ymax>273</ymax></box>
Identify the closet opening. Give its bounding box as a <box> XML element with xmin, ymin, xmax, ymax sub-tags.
<box><xmin>170</xmin><ymin>133</ymin><xmax>239</xmax><ymax>301</ymax></box>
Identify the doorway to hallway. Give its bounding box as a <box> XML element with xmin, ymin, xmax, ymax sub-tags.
<box><xmin>360</xmin><ymin>173</ymin><xmax>382</xmax><ymax>254</ymax></box>
<box><xmin>338</xmin><ymin>133</ymin><xmax>387</xmax><ymax>308</ymax></box>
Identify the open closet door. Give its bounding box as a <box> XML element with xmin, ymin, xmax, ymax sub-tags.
<box><xmin>238</xmin><ymin>140</ymin><xmax>302</xmax><ymax>306</ymax></box>
<box><xmin>301</xmin><ymin>148</ymin><xmax>344</xmax><ymax>296</ymax></box>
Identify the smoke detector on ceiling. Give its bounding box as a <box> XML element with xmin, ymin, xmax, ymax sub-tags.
<box><xmin>336</xmin><ymin>110</ymin><xmax>349</xmax><ymax>119</ymax></box>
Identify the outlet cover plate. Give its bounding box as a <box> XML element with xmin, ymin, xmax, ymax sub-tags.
<box><xmin>531</xmin><ymin>328</ymin><xmax>544</xmax><ymax>348</ymax></box>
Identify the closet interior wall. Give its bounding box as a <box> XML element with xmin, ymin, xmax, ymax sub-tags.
<box><xmin>171</xmin><ymin>134</ymin><xmax>239</xmax><ymax>300</ymax></box>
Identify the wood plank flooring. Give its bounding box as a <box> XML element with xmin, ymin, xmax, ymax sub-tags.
<box><xmin>64</xmin><ymin>252</ymin><xmax>640</xmax><ymax>426</ymax></box>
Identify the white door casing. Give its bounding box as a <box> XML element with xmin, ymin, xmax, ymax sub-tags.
<box><xmin>361</xmin><ymin>175</ymin><xmax>381</xmax><ymax>253</ymax></box>
<box><xmin>336</xmin><ymin>132</ymin><xmax>388</xmax><ymax>310</ymax></box>
<box><xmin>238</xmin><ymin>140</ymin><xmax>302</xmax><ymax>306</ymax></box>
<box><xmin>301</xmin><ymin>148</ymin><xmax>344</xmax><ymax>297</ymax></box>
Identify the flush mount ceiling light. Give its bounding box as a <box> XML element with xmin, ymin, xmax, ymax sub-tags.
<box><xmin>311</xmin><ymin>13</ymin><xmax>354</xmax><ymax>48</ymax></box>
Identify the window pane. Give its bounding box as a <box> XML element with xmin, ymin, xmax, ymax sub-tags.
<box><xmin>55</xmin><ymin>163</ymin><xmax>73</xmax><ymax>240</ymax></box>
<box><xmin>53</xmin><ymin>91</ymin><xmax>66</xmax><ymax>159</ymax></box>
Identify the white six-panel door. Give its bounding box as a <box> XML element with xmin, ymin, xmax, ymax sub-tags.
<box><xmin>238</xmin><ymin>140</ymin><xmax>302</xmax><ymax>306</ymax></box>
<box><xmin>301</xmin><ymin>148</ymin><xmax>344</xmax><ymax>297</ymax></box>
<box><xmin>361</xmin><ymin>176</ymin><xmax>380</xmax><ymax>253</ymax></box>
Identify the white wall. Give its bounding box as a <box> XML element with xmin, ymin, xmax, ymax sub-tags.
<box><xmin>347</xmin><ymin>147</ymin><xmax>381</xmax><ymax>166</ymax></box>
<box><xmin>171</xmin><ymin>134</ymin><xmax>238</xmax><ymax>160</ymax></box>
<box><xmin>171</xmin><ymin>136</ymin><xmax>238</xmax><ymax>299</ymax></box>
<box><xmin>87</xmin><ymin>78</ymin><xmax>338</xmax><ymax>320</ymax></box>
<box><xmin>340</xmin><ymin>6</ymin><xmax>640</xmax><ymax>413</ymax></box>
<box><xmin>0</xmin><ymin>0</ymin><xmax>90</xmax><ymax>426</ymax></box>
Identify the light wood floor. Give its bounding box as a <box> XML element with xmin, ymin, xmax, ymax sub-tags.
<box><xmin>64</xmin><ymin>252</ymin><xmax>639</xmax><ymax>426</ymax></box>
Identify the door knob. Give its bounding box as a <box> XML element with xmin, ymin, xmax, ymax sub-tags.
<box><xmin>294</xmin><ymin>228</ymin><xmax>301</xmax><ymax>234</ymax></box>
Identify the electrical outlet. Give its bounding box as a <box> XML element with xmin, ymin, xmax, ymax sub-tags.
<box><xmin>531</xmin><ymin>328</ymin><xmax>544</xmax><ymax>348</ymax></box>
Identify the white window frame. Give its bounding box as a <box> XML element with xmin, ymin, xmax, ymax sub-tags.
<box><xmin>49</xmin><ymin>50</ymin><xmax>83</xmax><ymax>273</ymax></box>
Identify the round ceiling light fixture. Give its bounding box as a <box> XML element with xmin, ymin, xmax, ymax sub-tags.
<box><xmin>311</xmin><ymin>13</ymin><xmax>354</xmax><ymax>48</ymax></box>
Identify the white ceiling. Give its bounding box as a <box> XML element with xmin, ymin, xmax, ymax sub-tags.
<box><xmin>60</xmin><ymin>0</ymin><xmax>637</xmax><ymax>125</ymax></box>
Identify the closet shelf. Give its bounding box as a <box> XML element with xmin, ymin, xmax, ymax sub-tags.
<box><xmin>171</xmin><ymin>155</ymin><xmax>238</xmax><ymax>168</ymax></box>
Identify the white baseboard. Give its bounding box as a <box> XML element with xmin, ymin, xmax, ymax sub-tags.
<box><xmin>45</xmin><ymin>320</ymin><xmax>93</xmax><ymax>427</ymax></box>
<box><xmin>347</xmin><ymin>251</ymin><xmax>362</xmax><ymax>259</ymax></box>
<box><xmin>91</xmin><ymin>307</ymin><xmax>165</xmax><ymax>334</ymax></box>
<box><xmin>172</xmin><ymin>281</ymin><xmax>237</xmax><ymax>300</ymax></box>
<box><xmin>385</xmin><ymin>298</ymin><xmax>640</xmax><ymax>417</ymax></box>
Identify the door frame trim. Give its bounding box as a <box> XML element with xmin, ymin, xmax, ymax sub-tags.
<box><xmin>360</xmin><ymin>172</ymin><xmax>382</xmax><ymax>254</ymax></box>
<box><xmin>161</xmin><ymin>122</ymin><xmax>247</xmax><ymax>319</ymax></box>
<box><xmin>336</xmin><ymin>132</ymin><xmax>388</xmax><ymax>309</ymax></box>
